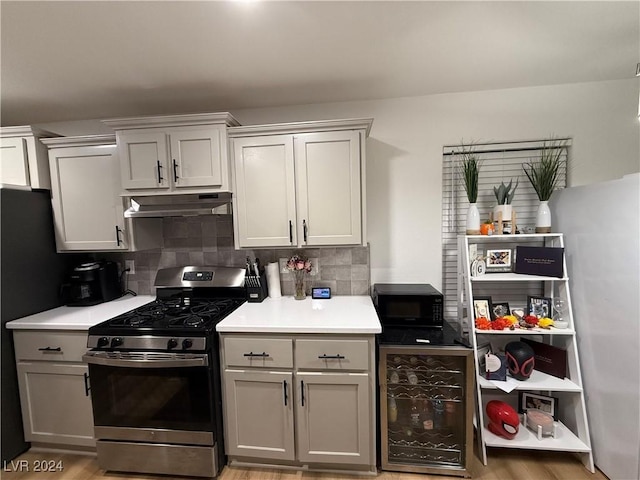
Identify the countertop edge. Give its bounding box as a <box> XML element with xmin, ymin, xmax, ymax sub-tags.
<box><xmin>216</xmin><ymin>327</ymin><xmax>382</xmax><ymax>334</ymax></box>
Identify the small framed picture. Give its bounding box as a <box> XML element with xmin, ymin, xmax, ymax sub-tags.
<box><xmin>511</xmin><ymin>307</ymin><xmax>526</xmax><ymax>320</ymax></box>
<box><xmin>491</xmin><ymin>302</ymin><xmax>511</xmax><ymax>319</ymax></box>
<box><xmin>527</xmin><ymin>295</ymin><xmax>552</xmax><ymax>318</ymax></box>
<box><xmin>477</xmin><ymin>342</ymin><xmax>492</xmax><ymax>372</ymax></box>
<box><xmin>519</xmin><ymin>392</ymin><xmax>559</xmax><ymax>420</ymax></box>
<box><xmin>473</xmin><ymin>296</ymin><xmax>493</xmax><ymax>320</ymax></box>
<box><xmin>486</xmin><ymin>249</ymin><xmax>512</xmax><ymax>271</ymax></box>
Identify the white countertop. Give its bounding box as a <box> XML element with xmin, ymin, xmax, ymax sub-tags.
<box><xmin>5</xmin><ymin>295</ymin><xmax>156</xmax><ymax>330</ymax></box>
<box><xmin>216</xmin><ymin>296</ymin><xmax>381</xmax><ymax>334</ymax></box>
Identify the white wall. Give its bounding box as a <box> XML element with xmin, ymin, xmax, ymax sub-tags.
<box><xmin>38</xmin><ymin>78</ymin><xmax>640</xmax><ymax>288</ymax></box>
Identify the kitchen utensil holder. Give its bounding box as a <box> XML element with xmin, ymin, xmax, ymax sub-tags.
<box><xmin>246</xmin><ymin>274</ymin><xmax>268</xmax><ymax>303</ymax></box>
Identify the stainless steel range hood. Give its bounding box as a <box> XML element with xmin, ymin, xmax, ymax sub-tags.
<box><xmin>124</xmin><ymin>193</ymin><xmax>232</xmax><ymax>218</ymax></box>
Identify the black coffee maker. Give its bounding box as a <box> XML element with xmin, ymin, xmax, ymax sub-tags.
<box><xmin>63</xmin><ymin>261</ymin><xmax>122</xmax><ymax>306</ymax></box>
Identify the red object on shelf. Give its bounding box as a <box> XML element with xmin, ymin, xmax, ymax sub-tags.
<box><xmin>486</xmin><ymin>400</ymin><xmax>519</xmax><ymax>440</ymax></box>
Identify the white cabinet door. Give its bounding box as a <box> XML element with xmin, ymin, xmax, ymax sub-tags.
<box><xmin>223</xmin><ymin>370</ymin><xmax>295</xmax><ymax>461</ymax></box>
<box><xmin>169</xmin><ymin>127</ymin><xmax>226</xmax><ymax>189</ymax></box>
<box><xmin>49</xmin><ymin>145</ymin><xmax>127</xmax><ymax>251</ymax></box>
<box><xmin>118</xmin><ymin>131</ymin><xmax>169</xmax><ymax>189</ymax></box>
<box><xmin>295</xmin><ymin>131</ymin><xmax>362</xmax><ymax>246</ymax></box>
<box><xmin>16</xmin><ymin>362</ymin><xmax>95</xmax><ymax>447</ymax></box>
<box><xmin>232</xmin><ymin>135</ymin><xmax>297</xmax><ymax>248</ymax></box>
<box><xmin>0</xmin><ymin>137</ymin><xmax>29</xmax><ymax>186</ymax></box>
<box><xmin>296</xmin><ymin>372</ymin><xmax>370</xmax><ymax>465</ymax></box>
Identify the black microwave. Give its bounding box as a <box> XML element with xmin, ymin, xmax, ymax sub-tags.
<box><xmin>372</xmin><ymin>283</ymin><xmax>444</xmax><ymax>328</ymax></box>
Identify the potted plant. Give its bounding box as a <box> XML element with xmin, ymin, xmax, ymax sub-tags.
<box><xmin>493</xmin><ymin>179</ymin><xmax>518</xmax><ymax>233</ymax></box>
<box><xmin>523</xmin><ymin>138</ymin><xmax>567</xmax><ymax>233</ymax></box>
<box><xmin>480</xmin><ymin>219</ymin><xmax>494</xmax><ymax>236</ymax></box>
<box><xmin>457</xmin><ymin>144</ymin><xmax>481</xmax><ymax>234</ymax></box>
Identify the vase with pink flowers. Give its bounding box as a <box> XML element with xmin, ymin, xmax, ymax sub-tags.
<box><xmin>285</xmin><ymin>253</ymin><xmax>313</xmax><ymax>300</ymax></box>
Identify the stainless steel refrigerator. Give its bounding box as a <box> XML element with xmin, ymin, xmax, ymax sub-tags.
<box><xmin>1</xmin><ymin>187</ymin><xmax>69</xmax><ymax>462</ymax></box>
<box><xmin>551</xmin><ymin>173</ymin><xmax>640</xmax><ymax>480</ymax></box>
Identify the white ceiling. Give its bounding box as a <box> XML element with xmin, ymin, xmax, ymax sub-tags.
<box><xmin>1</xmin><ymin>1</ymin><xmax>638</xmax><ymax>126</ymax></box>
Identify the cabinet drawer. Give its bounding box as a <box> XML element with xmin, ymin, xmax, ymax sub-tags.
<box><xmin>295</xmin><ymin>339</ymin><xmax>370</xmax><ymax>371</ymax></box>
<box><xmin>224</xmin><ymin>337</ymin><xmax>293</xmax><ymax>369</ymax></box>
<box><xmin>13</xmin><ymin>330</ymin><xmax>88</xmax><ymax>363</ymax></box>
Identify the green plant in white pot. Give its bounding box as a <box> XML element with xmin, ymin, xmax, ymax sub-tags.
<box><xmin>457</xmin><ymin>145</ymin><xmax>481</xmax><ymax>234</ymax></box>
<box><xmin>523</xmin><ymin>138</ymin><xmax>567</xmax><ymax>233</ymax></box>
<box><xmin>493</xmin><ymin>179</ymin><xmax>518</xmax><ymax>233</ymax></box>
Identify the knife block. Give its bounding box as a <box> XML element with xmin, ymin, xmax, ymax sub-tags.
<box><xmin>246</xmin><ymin>274</ymin><xmax>268</xmax><ymax>303</ymax></box>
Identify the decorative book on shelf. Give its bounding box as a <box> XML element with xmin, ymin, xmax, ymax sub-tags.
<box><xmin>514</xmin><ymin>246</ymin><xmax>564</xmax><ymax>278</ymax></box>
<box><xmin>521</xmin><ymin>337</ymin><xmax>567</xmax><ymax>379</ymax></box>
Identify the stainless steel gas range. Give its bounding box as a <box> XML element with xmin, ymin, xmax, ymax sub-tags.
<box><xmin>83</xmin><ymin>266</ymin><xmax>246</xmax><ymax>478</ymax></box>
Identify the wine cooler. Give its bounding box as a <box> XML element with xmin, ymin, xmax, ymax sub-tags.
<box><xmin>379</xmin><ymin>345</ymin><xmax>474</xmax><ymax>477</ymax></box>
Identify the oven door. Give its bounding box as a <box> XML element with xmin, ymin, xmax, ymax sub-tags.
<box><xmin>83</xmin><ymin>351</ymin><xmax>214</xmax><ymax>446</ymax></box>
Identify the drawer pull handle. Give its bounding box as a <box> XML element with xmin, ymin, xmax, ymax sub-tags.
<box><xmin>38</xmin><ymin>347</ymin><xmax>62</xmax><ymax>352</ymax></box>
<box><xmin>301</xmin><ymin>380</ymin><xmax>305</xmax><ymax>407</ymax></box>
<box><xmin>283</xmin><ymin>380</ymin><xmax>288</xmax><ymax>406</ymax></box>
<box><xmin>243</xmin><ymin>352</ymin><xmax>269</xmax><ymax>357</ymax></box>
<box><xmin>173</xmin><ymin>159</ymin><xmax>179</xmax><ymax>182</ymax></box>
<box><xmin>318</xmin><ymin>354</ymin><xmax>345</xmax><ymax>360</ymax></box>
<box><xmin>83</xmin><ymin>372</ymin><xmax>91</xmax><ymax>397</ymax></box>
<box><xmin>156</xmin><ymin>160</ymin><xmax>164</xmax><ymax>183</ymax></box>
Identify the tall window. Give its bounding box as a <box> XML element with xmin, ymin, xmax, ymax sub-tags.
<box><xmin>441</xmin><ymin>139</ymin><xmax>570</xmax><ymax>328</ymax></box>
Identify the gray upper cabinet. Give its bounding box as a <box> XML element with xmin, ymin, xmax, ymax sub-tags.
<box><xmin>103</xmin><ymin>113</ymin><xmax>240</xmax><ymax>195</ymax></box>
<box><xmin>229</xmin><ymin>118</ymin><xmax>372</xmax><ymax>249</ymax></box>
<box><xmin>0</xmin><ymin>126</ymin><xmax>57</xmax><ymax>189</ymax></box>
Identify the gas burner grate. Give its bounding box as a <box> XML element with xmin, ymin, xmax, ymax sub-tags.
<box><xmin>104</xmin><ymin>298</ymin><xmax>246</xmax><ymax>331</ymax></box>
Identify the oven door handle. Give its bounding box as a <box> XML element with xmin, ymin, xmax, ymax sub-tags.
<box><xmin>82</xmin><ymin>353</ymin><xmax>209</xmax><ymax>368</ymax></box>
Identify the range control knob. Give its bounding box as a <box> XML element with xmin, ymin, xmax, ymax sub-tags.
<box><xmin>182</xmin><ymin>339</ymin><xmax>193</xmax><ymax>350</ymax></box>
<box><xmin>110</xmin><ymin>337</ymin><xmax>123</xmax><ymax>348</ymax></box>
<box><xmin>97</xmin><ymin>337</ymin><xmax>109</xmax><ymax>348</ymax></box>
<box><xmin>167</xmin><ymin>338</ymin><xmax>178</xmax><ymax>350</ymax></box>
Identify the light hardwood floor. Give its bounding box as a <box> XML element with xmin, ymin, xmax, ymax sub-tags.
<box><xmin>1</xmin><ymin>449</ymin><xmax>607</xmax><ymax>480</ymax></box>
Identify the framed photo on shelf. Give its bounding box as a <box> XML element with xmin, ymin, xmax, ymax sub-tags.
<box><xmin>518</xmin><ymin>392</ymin><xmax>559</xmax><ymax>420</ymax></box>
<box><xmin>511</xmin><ymin>307</ymin><xmax>526</xmax><ymax>320</ymax></box>
<box><xmin>527</xmin><ymin>295</ymin><xmax>552</xmax><ymax>318</ymax></box>
<box><xmin>477</xmin><ymin>342</ymin><xmax>492</xmax><ymax>373</ymax></box>
<box><xmin>491</xmin><ymin>302</ymin><xmax>511</xmax><ymax>319</ymax></box>
<box><xmin>486</xmin><ymin>249</ymin><xmax>513</xmax><ymax>272</ymax></box>
<box><xmin>473</xmin><ymin>296</ymin><xmax>493</xmax><ymax>320</ymax></box>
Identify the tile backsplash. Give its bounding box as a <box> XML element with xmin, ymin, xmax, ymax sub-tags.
<box><xmin>101</xmin><ymin>216</ymin><xmax>370</xmax><ymax>296</ymax></box>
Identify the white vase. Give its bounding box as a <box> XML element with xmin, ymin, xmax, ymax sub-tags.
<box><xmin>536</xmin><ymin>201</ymin><xmax>552</xmax><ymax>233</ymax></box>
<box><xmin>493</xmin><ymin>204</ymin><xmax>513</xmax><ymax>234</ymax></box>
<box><xmin>493</xmin><ymin>204</ymin><xmax>512</xmax><ymax>223</ymax></box>
<box><xmin>466</xmin><ymin>203</ymin><xmax>481</xmax><ymax>234</ymax></box>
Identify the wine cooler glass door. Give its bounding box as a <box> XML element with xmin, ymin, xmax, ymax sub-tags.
<box><xmin>379</xmin><ymin>346</ymin><xmax>473</xmax><ymax>476</ymax></box>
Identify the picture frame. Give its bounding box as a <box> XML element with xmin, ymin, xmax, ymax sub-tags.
<box><xmin>477</xmin><ymin>342</ymin><xmax>492</xmax><ymax>372</ymax></box>
<box><xmin>518</xmin><ymin>392</ymin><xmax>559</xmax><ymax>420</ymax></box>
<box><xmin>491</xmin><ymin>302</ymin><xmax>511</xmax><ymax>319</ymax></box>
<box><xmin>511</xmin><ymin>307</ymin><xmax>526</xmax><ymax>320</ymax></box>
<box><xmin>486</xmin><ymin>249</ymin><xmax>512</xmax><ymax>272</ymax></box>
<box><xmin>473</xmin><ymin>296</ymin><xmax>493</xmax><ymax>320</ymax></box>
<box><xmin>527</xmin><ymin>295</ymin><xmax>552</xmax><ymax>318</ymax></box>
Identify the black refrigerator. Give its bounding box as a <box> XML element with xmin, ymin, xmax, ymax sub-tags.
<box><xmin>1</xmin><ymin>187</ymin><xmax>69</xmax><ymax>462</ymax></box>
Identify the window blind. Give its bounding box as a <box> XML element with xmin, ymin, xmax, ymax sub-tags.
<box><xmin>441</xmin><ymin>139</ymin><xmax>570</xmax><ymax>329</ymax></box>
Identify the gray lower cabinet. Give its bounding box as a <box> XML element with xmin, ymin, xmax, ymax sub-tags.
<box><xmin>220</xmin><ymin>334</ymin><xmax>376</xmax><ymax>473</ymax></box>
<box><xmin>13</xmin><ymin>330</ymin><xmax>95</xmax><ymax>448</ymax></box>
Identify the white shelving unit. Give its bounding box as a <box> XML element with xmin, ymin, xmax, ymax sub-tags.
<box><xmin>457</xmin><ymin>234</ymin><xmax>594</xmax><ymax>472</ymax></box>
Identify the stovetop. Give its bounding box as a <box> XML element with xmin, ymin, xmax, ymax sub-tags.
<box><xmin>87</xmin><ymin>265</ymin><xmax>248</xmax><ymax>352</ymax></box>
<box><xmin>89</xmin><ymin>297</ymin><xmax>246</xmax><ymax>337</ymax></box>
